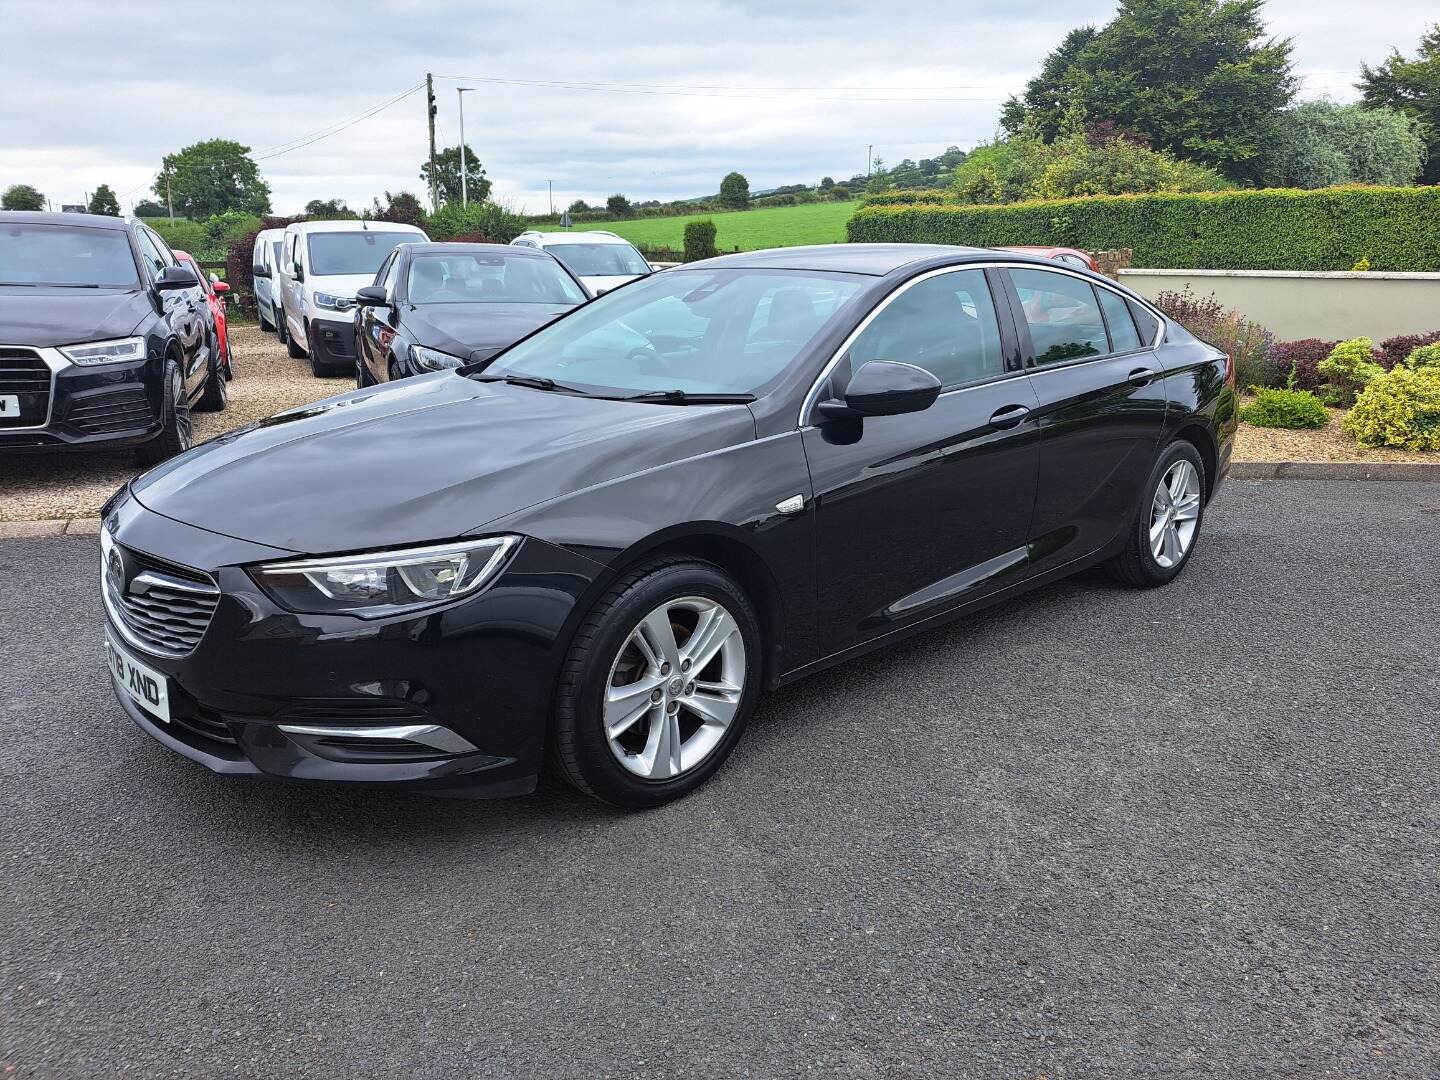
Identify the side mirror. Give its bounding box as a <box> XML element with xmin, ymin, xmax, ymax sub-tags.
<box><xmin>211</xmin><ymin>278</ymin><xmax>230</xmax><ymax>294</ymax></box>
<box><xmin>252</xmin><ymin>266</ymin><xmax>269</xmax><ymax>279</ymax></box>
<box><xmin>292</xmin><ymin>262</ymin><xmax>304</xmax><ymax>282</ymax></box>
<box><xmin>355</xmin><ymin>285</ymin><xmax>388</xmax><ymax>306</ymax></box>
<box><xmin>817</xmin><ymin>360</ymin><xmax>942</xmax><ymax>420</ymax></box>
<box><xmin>155</xmin><ymin>264</ymin><xmax>200</xmax><ymax>291</ymax></box>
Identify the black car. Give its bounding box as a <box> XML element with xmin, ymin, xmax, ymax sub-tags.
<box><xmin>354</xmin><ymin>242</ymin><xmax>587</xmax><ymax>385</ymax></box>
<box><xmin>101</xmin><ymin>243</ymin><xmax>1236</xmax><ymax>808</ymax></box>
<box><xmin>0</xmin><ymin>211</ymin><xmax>227</xmax><ymax>462</ymax></box>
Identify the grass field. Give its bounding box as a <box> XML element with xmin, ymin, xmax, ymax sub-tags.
<box><xmin>549</xmin><ymin>200</ymin><xmax>860</xmax><ymax>252</ymax></box>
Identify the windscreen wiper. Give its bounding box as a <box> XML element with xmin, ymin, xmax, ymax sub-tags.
<box><xmin>624</xmin><ymin>390</ymin><xmax>757</xmax><ymax>405</ymax></box>
<box><xmin>472</xmin><ymin>373</ymin><xmax>589</xmax><ymax>394</ymax></box>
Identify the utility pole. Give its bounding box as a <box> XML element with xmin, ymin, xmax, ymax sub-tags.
<box><xmin>547</xmin><ymin>180</ymin><xmax>553</xmax><ymax>215</ymax></box>
<box><xmin>426</xmin><ymin>73</ymin><xmax>440</xmax><ymax>213</ymax></box>
<box><xmin>867</xmin><ymin>145</ymin><xmax>873</xmax><ymax>179</ymax></box>
<box><xmin>165</xmin><ymin>172</ymin><xmax>174</xmax><ymax>219</ymax></box>
<box><xmin>457</xmin><ymin>87</ymin><xmax>475</xmax><ymax>207</ymax></box>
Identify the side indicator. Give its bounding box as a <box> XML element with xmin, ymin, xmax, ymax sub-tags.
<box><xmin>776</xmin><ymin>495</ymin><xmax>805</xmax><ymax>515</ymax></box>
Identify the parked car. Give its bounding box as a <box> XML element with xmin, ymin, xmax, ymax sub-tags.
<box><xmin>101</xmin><ymin>244</ymin><xmax>1234</xmax><ymax>808</ymax></box>
<box><xmin>277</xmin><ymin>219</ymin><xmax>429</xmax><ymax>375</ymax></box>
<box><xmin>0</xmin><ymin>211</ymin><xmax>227</xmax><ymax>462</ymax></box>
<box><xmin>250</xmin><ymin>228</ymin><xmax>286</xmax><ymax>337</ymax></box>
<box><xmin>173</xmin><ymin>250</ymin><xmax>233</xmax><ymax>381</ymax></box>
<box><xmin>354</xmin><ymin>242</ymin><xmax>587</xmax><ymax>386</ymax></box>
<box><xmin>998</xmin><ymin>245</ymin><xmax>1100</xmax><ymax>273</ymax></box>
<box><xmin>511</xmin><ymin>230</ymin><xmax>651</xmax><ymax>294</ymax></box>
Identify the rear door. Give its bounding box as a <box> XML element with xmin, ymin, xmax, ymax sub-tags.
<box><xmin>1001</xmin><ymin>266</ymin><xmax>1167</xmax><ymax>571</ymax></box>
<box><xmin>801</xmin><ymin>266</ymin><xmax>1041</xmax><ymax>657</ymax></box>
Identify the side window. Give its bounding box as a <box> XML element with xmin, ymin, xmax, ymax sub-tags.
<box><xmin>372</xmin><ymin>251</ymin><xmax>395</xmax><ymax>288</ymax></box>
<box><xmin>1128</xmin><ymin>300</ymin><xmax>1160</xmax><ymax>345</ymax></box>
<box><xmin>144</xmin><ymin>228</ymin><xmax>179</xmax><ymax>268</ymax></box>
<box><xmin>134</xmin><ymin>230</ymin><xmax>168</xmax><ymax>279</ymax></box>
<box><xmin>382</xmin><ymin>252</ymin><xmax>402</xmax><ymax>295</ymax></box>
<box><xmin>1096</xmin><ymin>287</ymin><xmax>1142</xmax><ymax>353</ymax></box>
<box><xmin>252</xmin><ymin>242</ymin><xmax>266</xmax><ymax>275</ymax></box>
<box><xmin>1010</xmin><ymin>268</ymin><xmax>1108</xmax><ymax>365</ymax></box>
<box><xmin>846</xmin><ymin>269</ymin><xmax>1004</xmax><ymax>390</ymax></box>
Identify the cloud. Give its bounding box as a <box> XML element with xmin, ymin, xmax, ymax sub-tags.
<box><xmin>1</xmin><ymin>0</ymin><xmax>1435</xmax><ymax>214</ymax></box>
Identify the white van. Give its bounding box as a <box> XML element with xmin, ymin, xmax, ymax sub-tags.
<box><xmin>279</xmin><ymin>219</ymin><xmax>429</xmax><ymax>375</ymax></box>
<box><xmin>510</xmin><ymin>230</ymin><xmax>652</xmax><ymax>295</ymax></box>
<box><xmin>250</xmin><ymin>228</ymin><xmax>286</xmax><ymax>336</ymax></box>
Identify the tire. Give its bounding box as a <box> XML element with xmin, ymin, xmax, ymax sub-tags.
<box><xmin>1105</xmin><ymin>439</ymin><xmax>1206</xmax><ymax>588</ymax></box>
<box><xmin>552</xmin><ymin>558</ymin><xmax>762</xmax><ymax>809</ymax></box>
<box><xmin>258</xmin><ymin>307</ymin><xmax>273</xmax><ymax>333</ymax></box>
<box><xmin>275</xmin><ymin>306</ymin><xmax>289</xmax><ymax>343</ymax></box>
<box><xmin>134</xmin><ymin>359</ymin><xmax>194</xmax><ymax>466</ymax></box>
<box><xmin>195</xmin><ymin>353</ymin><xmax>228</xmax><ymax>412</ymax></box>
<box><xmin>355</xmin><ymin>356</ymin><xmax>372</xmax><ymax>388</ymax></box>
<box><xmin>387</xmin><ymin>360</ymin><xmax>401</xmax><ymax>383</ymax></box>
<box><xmin>286</xmin><ymin>317</ymin><xmax>306</xmax><ymax>359</ymax></box>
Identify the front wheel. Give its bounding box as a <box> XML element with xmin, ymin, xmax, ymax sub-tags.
<box><xmin>286</xmin><ymin>317</ymin><xmax>306</xmax><ymax>359</ymax></box>
<box><xmin>1106</xmin><ymin>439</ymin><xmax>1206</xmax><ymax>587</ymax></box>
<box><xmin>552</xmin><ymin>559</ymin><xmax>762</xmax><ymax>809</ymax></box>
<box><xmin>135</xmin><ymin>360</ymin><xmax>194</xmax><ymax>466</ymax></box>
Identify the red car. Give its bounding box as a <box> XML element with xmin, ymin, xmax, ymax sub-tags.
<box><xmin>174</xmin><ymin>250</ymin><xmax>233</xmax><ymax>380</ymax></box>
<box><xmin>998</xmin><ymin>246</ymin><xmax>1101</xmax><ymax>273</ymax></box>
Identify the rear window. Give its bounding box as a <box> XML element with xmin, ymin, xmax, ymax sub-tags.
<box><xmin>0</xmin><ymin>224</ymin><xmax>140</xmax><ymax>288</ymax></box>
<box><xmin>545</xmin><ymin>242</ymin><xmax>651</xmax><ymax>278</ymax></box>
<box><xmin>407</xmin><ymin>252</ymin><xmax>585</xmax><ymax>305</ymax></box>
<box><xmin>306</xmin><ymin>232</ymin><xmax>416</xmax><ymax>277</ymax></box>
<box><xmin>1128</xmin><ymin>299</ymin><xmax>1160</xmax><ymax>345</ymax></box>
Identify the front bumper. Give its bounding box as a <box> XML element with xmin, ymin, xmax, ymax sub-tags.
<box><xmin>307</xmin><ymin>316</ymin><xmax>356</xmax><ymax>369</ymax></box>
<box><xmin>0</xmin><ymin>346</ymin><xmax>162</xmax><ymax>452</ymax></box>
<box><xmin>102</xmin><ymin>489</ymin><xmax>603</xmax><ymax>796</ymax></box>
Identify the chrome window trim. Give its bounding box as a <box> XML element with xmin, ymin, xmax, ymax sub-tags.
<box><xmin>798</xmin><ymin>260</ymin><xmax>1166</xmax><ymax>428</ymax></box>
<box><xmin>0</xmin><ymin>345</ymin><xmax>66</xmax><ymax>432</ymax></box>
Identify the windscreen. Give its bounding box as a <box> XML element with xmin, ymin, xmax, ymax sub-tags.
<box><xmin>545</xmin><ymin>242</ymin><xmax>651</xmax><ymax>278</ymax></box>
<box><xmin>0</xmin><ymin>224</ymin><xmax>140</xmax><ymax>288</ymax></box>
<box><xmin>407</xmin><ymin>252</ymin><xmax>585</xmax><ymax>305</ymax></box>
<box><xmin>484</xmin><ymin>268</ymin><xmax>865</xmax><ymax>396</ymax></box>
<box><xmin>306</xmin><ymin>232</ymin><xmax>414</xmax><ymax>276</ymax></box>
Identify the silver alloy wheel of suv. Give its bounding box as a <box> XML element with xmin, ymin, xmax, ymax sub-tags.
<box><xmin>603</xmin><ymin>596</ymin><xmax>747</xmax><ymax>780</ymax></box>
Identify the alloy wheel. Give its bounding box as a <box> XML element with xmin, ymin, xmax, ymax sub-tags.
<box><xmin>603</xmin><ymin>596</ymin><xmax>747</xmax><ymax>781</ymax></box>
<box><xmin>172</xmin><ymin>367</ymin><xmax>194</xmax><ymax>450</ymax></box>
<box><xmin>1149</xmin><ymin>459</ymin><xmax>1200</xmax><ymax>568</ymax></box>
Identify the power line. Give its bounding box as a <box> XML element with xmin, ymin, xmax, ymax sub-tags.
<box><xmin>432</xmin><ymin>73</ymin><xmax>1014</xmax><ymax>103</ymax></box>
<box><xmin>252</xmin><ymin>83</ymin><xmax>425</xmax><ymax>160</ymax></box>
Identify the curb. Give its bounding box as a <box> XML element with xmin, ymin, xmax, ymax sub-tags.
<box><xmin>1229</xmin><ymin>461</ymin><xmax>1440</xmax><ymax>481</ymax></box>
<box><xmin>2</xmin><ymin>461</ymin><xmax>1438</xmax><ymax>540</ymax></box>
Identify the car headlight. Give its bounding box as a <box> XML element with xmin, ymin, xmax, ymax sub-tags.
<box><xmin>250</xmin><ymin>536</ymin><xmax>519</xmax><ymax>617</ymax></box>
<box><xmin>411</xmin><ymin>345</ymin><xmax>466</xmax><ymax>371</ymax></box>
<box><xmin>313</xmin><ymin>291</ymin><xmax>353</xmax><ymax>312</ymax></box>
<box><xmin>61</xmin><ymin>337</ymin><xmax>146</xmax><ymax>366</ymax></box>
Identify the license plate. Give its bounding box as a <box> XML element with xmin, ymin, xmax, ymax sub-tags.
<box><xmin>0</xmin><ymin>394</ymin><xmax>18</xmax><ymax>420</ymax></box>
<box><xmin>105</xmin><ymin>632</ymin><xmax>171</xmax><ymax>724</ymax></box>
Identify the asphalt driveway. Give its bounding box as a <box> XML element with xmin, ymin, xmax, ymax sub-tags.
<box><xmin>2</xmin><ymin>479</ymin><xmax>1437</xmax><ymax>1078</ymax></box>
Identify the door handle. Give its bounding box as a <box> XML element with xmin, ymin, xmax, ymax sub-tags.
<box><xmin>1128</xmin><ymin>367</ymin><xmax>1157</xmax><ymax>387</ymax></box>
<box><xmin>988</xmin><ymin>404</ymin><xmax>1031</xmax><ymax>429</ymax></box>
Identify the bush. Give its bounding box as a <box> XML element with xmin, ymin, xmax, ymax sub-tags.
<box><xmin>149</xmin><ymin>218</ymin><xmax>209</xmax><ymax>255</ymax></box>
<box><xmin>1379</xmin><ymin>330</ymin><xmax>1440</xmax><ymax>368</ymax></box>
<box><xmin>424</xmin><ymin>200</ymin><xmax>525</xmax><ymax>243</ymax></box>
<box><xmin>1343</xmin><ymin>366</ymin><xmax>1440</xmax><ymax>450</ymax></box>
<box><xmin>1406</xmin><ymin>343</ymin><xmax>1440</xmax><ymax>371</ymax></box>
<box><xmin>1238</xmin><ymin>387</ymin><xmax>1330</xmax><ymax>429</ymax></box>
<box><xmin>683</xmin><ymin>219</ymin><xmax>718</xmax><ymax>262</ymax></box>
<box><xmin>1270</xmin><ymin>339</ymin><xmax>1335</xmax><ymax>392</ymax></box>
<box><xmin>846</xmin><ymin>185</ymin><xmax>1440</xmax><ymax>272</ymax></box>
<box><xmin>1153</xmin><ymin>287</ymin><xmax>1279</xmax><ymax>387</ymax></box>
<box><xmin>1318</xmin><ymin>338</ymin><xmax>1385</xmax><ymax>405</ymax></box>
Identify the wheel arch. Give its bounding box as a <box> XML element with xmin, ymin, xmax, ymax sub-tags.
<box><xmin>1171</xmin><ymin>421</ymin><xmax>1218</xmax><ymax>501</ymax></box>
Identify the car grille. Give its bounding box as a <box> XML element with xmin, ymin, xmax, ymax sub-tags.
<box><xmin>64</xmin><ymin>385</ymin><xmax>153</xmax><ymax>434</ymax></box>
<box><xmin>104</xmin><ymin>540</ymin><xmax>220</xmax><ymax>658</ymax></box>
<box><xmin>0</xmin><ymin>348</ymin><xmax>53</xmax><ymax>428</ymax></box>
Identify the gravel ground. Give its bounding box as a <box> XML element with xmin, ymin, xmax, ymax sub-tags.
<box><xmin>0</xmin><ymin>324</ymin><xmax>341</xmax><ymax>522</ymax></box>
<box><xmin>2</xmin><ymin>479</ymin><xmax>1437</xmax><ymax>1078</ymax></box>
<box><xmin>1235</xmin><ymin>400</ymin><xmax>1438</xmax><ymax>464</ymax></box>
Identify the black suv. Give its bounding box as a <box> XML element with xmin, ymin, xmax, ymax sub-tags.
<box><xmin>0</xmin><ymin>211</ymin><xmax>227</xmax><ymax>463</ymax></box>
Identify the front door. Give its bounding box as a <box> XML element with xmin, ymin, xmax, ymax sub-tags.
<box><xmin>801</xmin><ymin>267</ymin><xmax>1041</xmax><ymax>659</ymax></box>
<box><xmin>1001</xmin><ymin>266</ymin><xmax>1168</xmax><ymax>571</ymax></box>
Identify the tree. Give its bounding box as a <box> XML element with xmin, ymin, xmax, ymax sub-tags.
<box><xmin>87</xmin><ymin>184</ymin><xmax>120</xmax><ymax>216</ymax></box>
<box><xmin>1003</xmin><ymin>0</ymin><xmax>1296</xmax><ymax>183</ymax></box>
<box><xmin>133</xmin><ymin>198</ymin><xmax>166</xmax><ymax>218</ymax></box>
<box><xmin>567</xmin><ymin>199</ymin><xmax>590</xmax><ymax>213</ymax></box>
<box><xmin>419</xmin><ymin>145</ymin><xmax>491</xmax><ymax>206</ymax></box>
<box><xmin>1359</xmin><ymin>24</ymin><xmax>1440</xmax><ymax>184</ymax></box>
<box><xmin>371</xmin><ymin>191</ymin><xmax>426</xmax><ymax>228</ymax></box>
<box><xmin>717</xmin><ymin>171</ymin><xmax>750</xmax><ymax>210</ymax></box>
<box><xmin>2</xmin><ymin>184</ymin><xmax>45</xmax><ymax>211</ymax></box>
<box><xmin>155</xmin><ymin>139</ymin><xmax>271</xmax><ymax>218</ymax></box>
<box><xmin>1259</xmin><ymin>101</ymin><xmax>1426</xmax><ymax>188</ymax></box>
<box><xmin>304</xmin><ymin>198</ymin><xmax>356</xmax><ymax>219</ymax></box>
<box><xmin>606</xmin><ymin>193</ymin><xmax>631</xmax><ymax>217</ymax></box>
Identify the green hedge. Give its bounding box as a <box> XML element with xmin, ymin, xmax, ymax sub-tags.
<box><xmin>846</xmin><ymin>186</ymin><xmax>1440</xmax><ymax>272</ymax></box>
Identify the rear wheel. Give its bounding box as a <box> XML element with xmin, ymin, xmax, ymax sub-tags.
<box><xmin>135</xmin><ymin>359</ymin><xmax>194</xmax><ymax>466</ymax></box>
<box><xmin>1106</xmin><ymin>439</ymin><xmax>1206</xmax><ymax>587</ymax></box>
<box><xmin>195</xmin><ymin>349</ymin><xmax>229</xmax><ymax>412</ymax></box>
<box><xmin>552</xmin><ymin>558</ymin><xmax>761</xmax><ymax>809</ymax></box>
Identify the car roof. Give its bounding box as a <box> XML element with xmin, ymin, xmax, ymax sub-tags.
<box><xmin>518</xmin><ymin>231</ymin><xmax>636</xmax><ymax>246</ymax></box>
<box><xmin>402</xmin><ymin>241</ymin><xmax>553</xmax><ymax>257</ymax></box>
<box><xmin>255</xmin><ymin>227</ymin><xmax>285</xmax><ymax>241</ymax></box>
<box><xmin>681</xmin><ymin>243</ymin><xmax>1018</xmax><ymax>277</ymax></box>
<box><xmin>0</xmin><ymin>210</ymin><xmax>131</xmax><ymax>230</ymax></box>
<box><xmin>286</xmin><ymin>219</ymin><xmax>426</xmax><ymax>234</ymax></box>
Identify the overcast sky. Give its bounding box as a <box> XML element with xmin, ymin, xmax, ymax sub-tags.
<box><xmin>0</xmin><ymin>0</ymin><xmax>1434</xmax><ymax>216</ymax></box>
